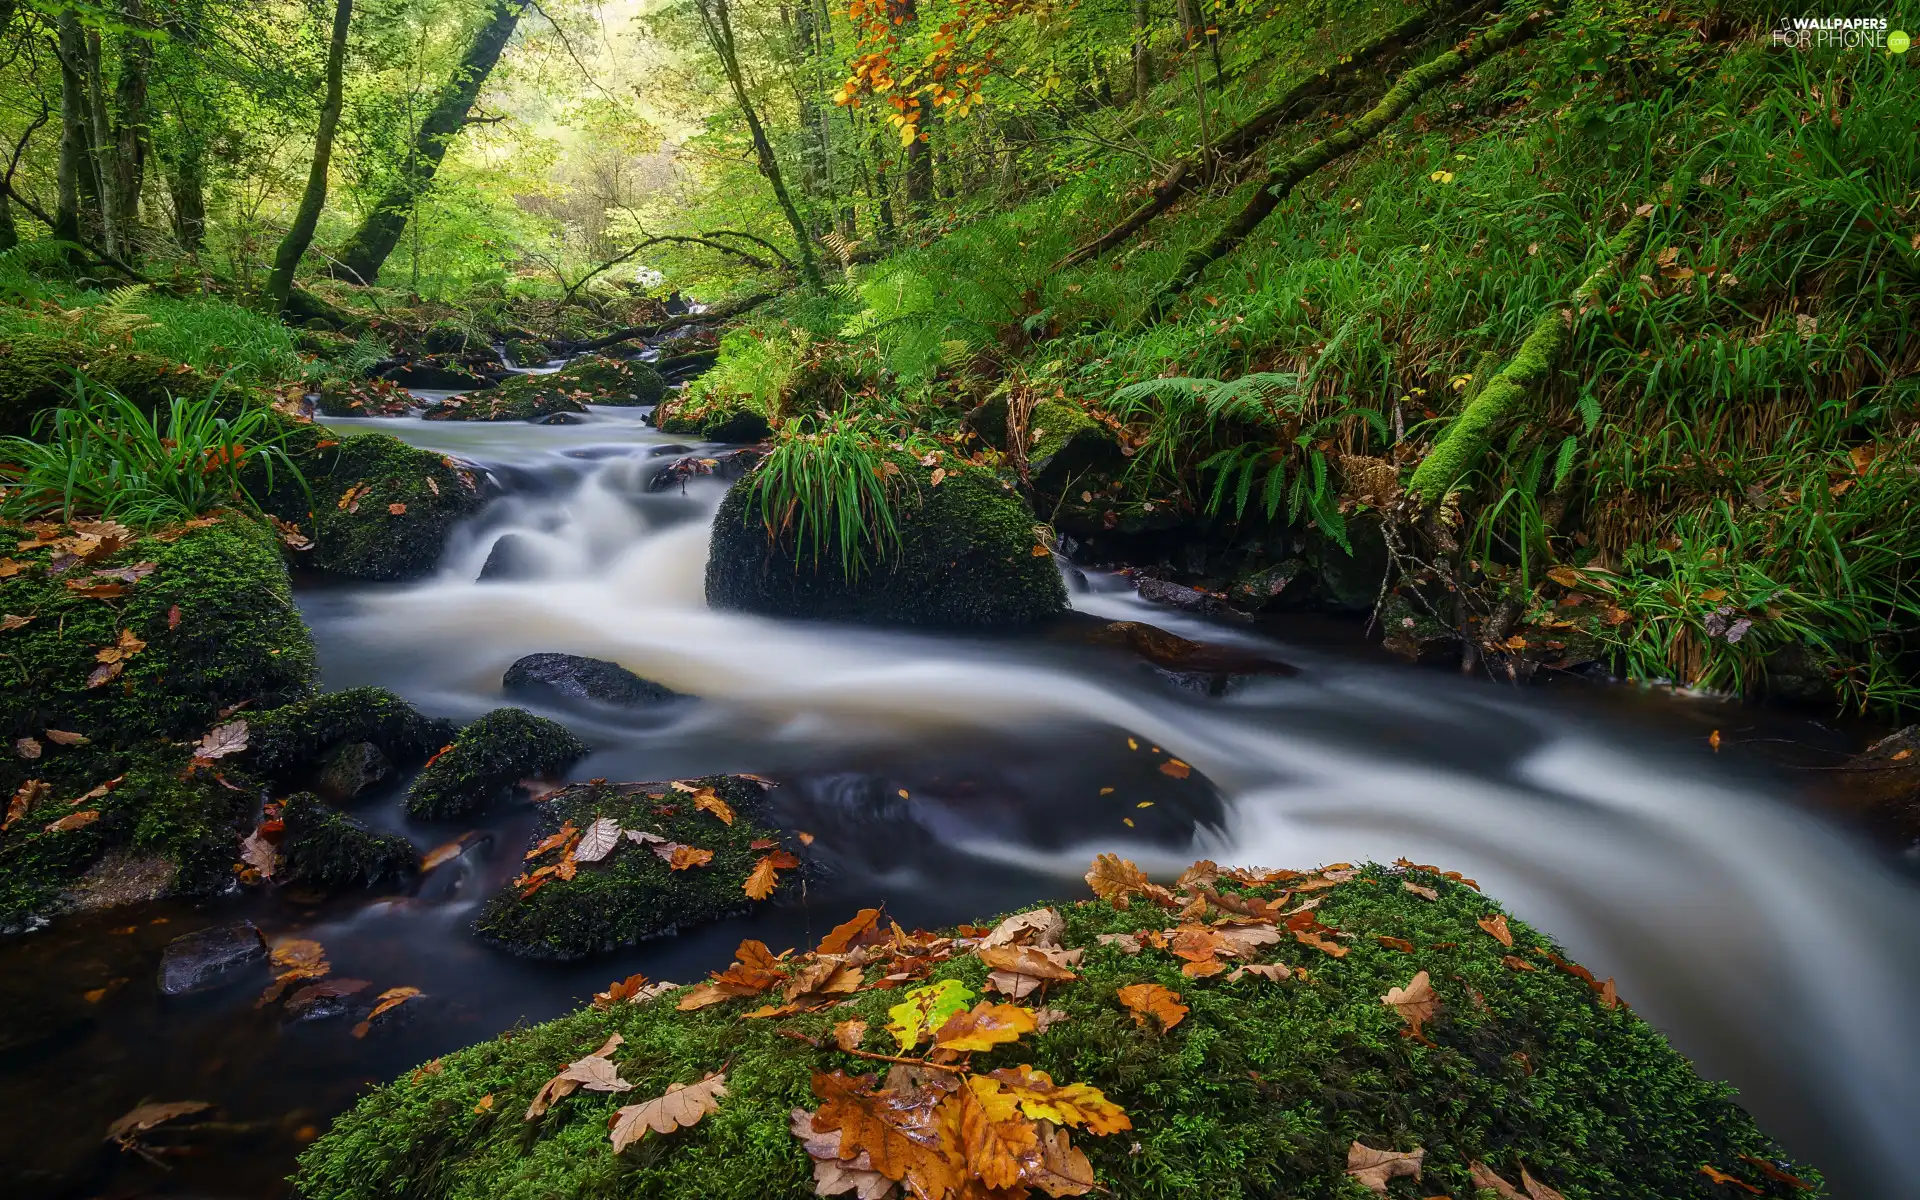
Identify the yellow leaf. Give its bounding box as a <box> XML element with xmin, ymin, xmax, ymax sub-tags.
<box><xmin>932</xmin><ymin>1001</ymin><xmax>1035</xmax><ymax>1053</ymax></box>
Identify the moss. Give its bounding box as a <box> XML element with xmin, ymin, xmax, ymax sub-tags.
<box><xmin>706</xmin><ymin>460</ymin><xmax>1067</xmax><ymax>628</ymax></box>
<box><xmin>423</xmin><ymin>374</ymin><xmax>588</xmax><ymax>422</ymax></box>
<box><xmin>281</xmin><ymin>792</ymin><xmax>417</xmax><ymax>889</ymax></box>
<box><xmin>404</xmin><ymin>708</ymin><xmax>588</xmax><ymax>821</ymax></box>
<box><xmin>314</xmin><ymin>378</ymin><xmax>413</xmax><ymax>418</ymax></box>
<box><xmin>0</xmin><ymin>743</ymin><xmax>256</xmax><ymax>930</ymax></box>
<box><xmin>472</xmin><ymin>776</ymin><xmax>788</xmax><ymax>959</ymax></box>
<box><xmin>656</xmin><ymin>395</ymin><xmax>773</xmax><ymax>442</ymax></box>
<box><xmin>244</xmin><ymin>686</ymin><xmax>458</xmax><ymax>786</ymax></box>
<box><xmin>0</xmin><ymin>513</ymin><xmax>316</xmax><ymax>748</ymax></box>
<box><xmin>504</xmin><ymin>339</ymin><xmax>551</xmax><ymax>367</ymax></box>
<box><xmin>286</xmin><ymin>432</ymin><xmax>490</xmax><ymax>580</ymax></box>
<box><xmin>0</xmin><ymin>332</ymin><xmax>87</xmax><ymax>435</ymax></box>
<box><xmin>296</xmin><ymin>863</ymin><xmax>1810</xmax><ymax>1200</ymax></box>
<box><xmin>548</xmin><ymin>355</ymin><xmax>666</xmax><ymax>406</ymax></box>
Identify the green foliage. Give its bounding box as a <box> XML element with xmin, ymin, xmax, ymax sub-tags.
<box><xmin>886</xmin><ymin>979</ymin><xmax>975</xmax><ymax>1050</ymax></box>
<box><xmin>740</xmin><ymin>417</ymin><xmax>912</xmax><ymax>581</ymax></box>
<box><xmin>0</xmin><ymin>378</ymin><xmax>308</xmax><ymax>528</ymax></box>
<box><xmin>296</xmin><ymin>865</ymin><xmax>1811</xmax><ymax>1200</ymax></box>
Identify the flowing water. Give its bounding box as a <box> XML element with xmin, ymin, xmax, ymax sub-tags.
<box><xmin>4</xmin><ymin>404</ymin><xmax>1918</xmax><ymax>1198</ymax></box>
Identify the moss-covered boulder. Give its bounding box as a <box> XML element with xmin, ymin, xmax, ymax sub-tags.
<box><xmin>546</xmin><ymin>355</ymin><xmax>666</xmax><ymax>406</ymax></box>
<box><xmin>313</xmin><ymin>378</ymin><xmax>414</xmax><ymax>417</ymax></box>
<box><xmin>0</xmin><ymin>335</ymin><xmax>232</xmax><ymax>437</ymax></box>
<box><xmin>1025</xmin><ymin>398</ymin><xmax>1124</xmax><ymax>495</ymax></box>
<box><xmin>473</xmin><ymin>775</ymin><xmax>790</xmax><ymax>959</ymax></box>
<box><xmin>706</xmin><ymin>461</ymin><xmax>1067</xmax><ymax>627</ymax></box>
<box><xmin>286</xmin><ymin>432</ymin><xmax>489</xmax><ymax>580</ymax></box>
<box><xmin>404</xmin><ymin>708</ymin><xmax>588</xmax><ymax>820</ymax></box>
<box><xmin>0</xmin><ymin>514</ymin><xmax>316</xmax><ymax>747</ymax></box>
<box><xmin>422</xmin><ymin>375</ymin><xmax>587</xmax><ymax>422</ymax></box>
<box><xmin>505</xmin><ymin>339</ymin><xmax>552</xmax><ymax>368</ymax></box>
<box><xmin>297</xmin><ymin>859</ymin><xmax>1810</xmax><ymax>1200</ymax></box>
<box><xmin>280</xmin><ymin>792</ymin><xmax>417</xmax><ymax>889</ymax></box>
<box><xmin>243</xmin><ymin>686</ymin><xmax>457</xmax><ymax>789</ymax></box>
<box><xmin>655</xmin><ymin>395</ymin><xmax>773</xmax><ymax>442</ymax></box>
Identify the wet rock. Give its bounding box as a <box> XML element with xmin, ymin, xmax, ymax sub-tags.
<box><xmin>654</xmin><ymin>348</ymin><xmax>719</xmax><ymax>381</ymax></box>
<box><xmin>962</xmin><ymin>394</ymin><xmax>1010</xmax><ymax>450</ymax></box>
<box><xmin>547</xmin><ymin>354</ymin><xmax>666</xmax><ymax>406</ymax></box>
<box><xmin>473</xmin><ymin>776</ymin><xmax>790</xmax><ymax>959</ymax></box>
<box><xmin>646</xmin><ymin>448</ymin><xmax>764</xmax><ymax>493</ymax></box>
<box><xmin>421</xmin><ymin>378</ymin><xmax>586</xmax><ymax>423</ymax></box>
<box><xmin>1087</xmin><ymin>621</ymin><xmax>1297</xmax><ymax>694</ymax></box>
<box><xmin>61</xmin><ymin>848</ymin><xmax>177</xmax><ymax>912</ymax></box>
<box><xmin>707</xmin><ymin>458</ymin><xmax>1066</xmax><ymax>628</ymax></box>
<box><xmin>384</xmin><ymin>360</ymin><xmax>494</xmax><ymax>391</ymax></box>
<box><xmin>281</xmin><ymin>793</ymin><xmax>417</xmax><ymax>888</ymax></box>
<box><xmin>420</xmin><ymin>322</ymin><xmax>474</xmax><ymax>355</ymax></box>
<box><xmin>314</xmin><ymin>741</ymin><xmax>393</xmax><ymax>803</ymax></box>
<box><xmin>504</xmin><ymin>339</ymin><xmax>552</xmax><ymax>367</ymax></box>
<box><xmin>701</xmin><ymin>409</ymin><xmax>774</xmax><ymax>443</ymax></box>
<box><xmin>1841</xmin><ymin>726</ymin><xmax>1920</xmax><ymax>844</ymax></box>
<box><xmin>313</xmin><ymin>378</ymin><xmax>413</xmax><ymax>417</ymax></box>
<box><xmin>653</xmin><ymin>395</ymin><xmax>772</xmax><ymax>443</ymax></box>
<box><xmin>404</xmin><ymin>708</ymin><xmax>589</xmax><ymax>820</ymax></box>
<box><xmin>503</xmin><ymin>653</ymin><xmax>682</xmax><ymax>709</ymax></box>
<box><xmin>1227</xmin><ymin>560</ymin><xmax>1302</xmax><ymax>611</ymax></box>
<box><xmin>1302</xmin><ymin>518</ymin><xmax>1389</xmax><ymax>613</ymax></box>
<box><xmin>285</xmin><ymin>978</ymin><xmax>374</xmax><ymax>1023</ymax></box>
<box><xmin>478</xmin><ymin>532</ymin><xmax>545</xmax><ymax>581</ymax></box>
<box><xmin>1759</xmin><ymin>641</ymin><xmax>1834</xmax><ymax>706</ymax></box>
<box><xmin>157</xmin><ymin>922</ymin><xmax>268</xmax><ymax>995</ymax></box>
<box><xmin>1134</xmin><ymin>576</ymin><xmax>1251</xmax><ymax>622</ymax></box>
<box><xmin>284</xmin><ymin>432</ymin><xmax>489</xmax><ymax>581</ymax></box>
<box><xmin>1378</xmin><ymin>594</ymin><xmax>1458</xmax><ymax>665</ymax></box>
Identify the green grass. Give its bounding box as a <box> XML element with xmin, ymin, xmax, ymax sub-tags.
<box><xmin>0</xmin><ymin>378</ymin><xmax>309</xmax><ymax>528</ymax></box>
<box><xmin>741</xmin><ymin>417</ymin><xmax>920</xmax><ymax>580</ymax></box>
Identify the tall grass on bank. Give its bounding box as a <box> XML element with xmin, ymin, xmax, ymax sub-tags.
<box><xmin>0</xmin><ymin>378</ymin><xmax>308</xmax><ymax>528</ymax></box>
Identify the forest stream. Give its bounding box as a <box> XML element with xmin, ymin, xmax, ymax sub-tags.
<box><xmin>4</xmin><ymin>382</ymin><xmax>1918</xmax><ymax>1199</ymax></box>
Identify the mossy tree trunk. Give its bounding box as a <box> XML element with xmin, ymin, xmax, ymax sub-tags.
<box><xmin>332</xmin><ymin>0</ymin><xmax>528</xmax><ymax>285</ymax></box>
<box><xmin>1059</xmin><ymin>2</ymin><xmax>1454</xmax><ymax>270</ymax></box>
<box><xmin>1407</xmin><ymin>164</ymin><xmax>1701</xmax><ymax>501</ymax></box>
<box><xmin>53</xmin><ymin>8</ymin><xmax>90</xmax><ymax>247</ymax></box>
<box><xmin>1141</xmin><ymin>2</ymin><xmax>1556</xmax><ymax>323</ymax></box>
<box><xmin>263</xmin><ymin>0</ymin><xmax>353</xmax><ymax>313</ymax></box>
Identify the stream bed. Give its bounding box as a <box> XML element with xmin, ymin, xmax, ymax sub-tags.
<box><xmin>4</xmin><ymin>405</ymin><xmax>1918</xmax><ymax>1198</ymax></box>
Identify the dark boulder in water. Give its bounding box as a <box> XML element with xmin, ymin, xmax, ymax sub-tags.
<box><xmin>404</xmin><ymin>708</ymin><xmax>588</xmax><ymax>820</ymax></box>
<box><xmin>503</xmin><ymin>653</ymin><xmax>682</xmax><ymax>709</ymax></box>
<box><xmin>478</xmin><ymin>532</ymin><xmax>545</xmax><ymax>582</ymax></box>
<box><xmin>314</xmin><ymin>741</ymin><xmax>393</xmax><ymax>803</ymax></box>
<box><xmin>280</xmin><ymin>793</ymin><xmax>417</xmax><ymax>889</ymax></box>
<box><xmin>157</xmin><ymin>922</ymin><xmax>267</xmax><ymax>996</ymax></box>
<box><xmin>646</xmin><ymin>447</ymin><xmax>764</xmax><ymax>493</ymax></box>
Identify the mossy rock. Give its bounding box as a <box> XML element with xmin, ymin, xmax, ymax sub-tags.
<box><xmin>0</xmin><ymin>743</ymin><xmax>258</xmax><ymax>931</ymax></box>
<box><xmin>504</xmin><ymin>339</ymin><xmax>552</xmax><ymax>368</ymax></box>
<box><xmin>655</xmin><ymin>396</ymin><xmax>773</xmax><ymax>442</ymax></box>
<box><xmin>243</xmin><ymin>686</ymin><xmax>457</xmax><ymax>787</ymax></box>
<box><xmin>422</xmin><ymin>374</ymin><xmax>587</xmax><ymax>422</ymax></box>
<box><xmin>404</xmin><ymin>708</ymin><xmax>588</xmax><ymax>820</ymax></box>
<box><xmin>279</xmin><ymin>432</ymin><xmax>489</xmax><ymax>580</ymax></box>
<box><xmin>280</xmin><ymin>792</ymin><xmax>417</xmax><ymax>889</ymax></box>
<box><xmin>1026</xmin><ymin>398</ymin><xmax>1123</xmax><ymax>495</ymax></box>
<box><xmin>546</xmin><ymin>355</ymin><xmax>666</xmax><ymax>406</ymax></box>
<box><xmin>472</xmin><ymin>776</ymin><xmax>789</xmax><ymax>959</ymax></box>
<box><xmin>706</xmin><ymin>460</ymin><xmax>1067</xmax><ymax>628</ymax></box>
<box><xmin>314</xmin><ymin>378</ymin><xmax>413</xmax><ymax>417</ymax></box>
<box><xmin>0</xmin><ymin>514</ymin><xmax>316</xmax><ymax>748</ymax></box>
<box><xmin>0</xmin><ymin>331</ymin><xmax>87</xmax><ymax>435</ymax></box>
<box><xmin>295</xmin><ymin>329</ymin><xmax>358</xmax><ymax>358</ymax></box>
<box><xmin>296</xmin><ymin>863</ymin><xmax>1810</xmax><ymax>1200</ymax></box>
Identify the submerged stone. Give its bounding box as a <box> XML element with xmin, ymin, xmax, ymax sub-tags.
<box><xmin>477</xmin><ymin>532</ymin><xmax>545</xmax><ymax>581</ymax></box>
<box><xmin>502</xmin><ymin>653</ymin><xmax>682</xmax><ymax>709</ymax></box>
<box><xmin>157</xmin><ymin>921</ymin><xmax>268</xmax><ymax>996</ymax></box>
<box><xmin>404</xmin><ymin>708</ymin><xmax>588</xmax><ymax>820</ymax></box>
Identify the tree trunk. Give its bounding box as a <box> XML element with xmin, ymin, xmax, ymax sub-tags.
<box><xmin>83</xmin><ymin>29</ymin><xmax>121</xmax><ymax>256</ymax></box>
<box><xmin>904</xmin><ymin>135</ymin><xmax>933</xmax><ymax>217</ymax></box>
<box><xmin>334</xmin><ymin>0</ymin><xmax>526</xmax><ymax>284</ymax></box>
<box><xmin>110</xmin><ymin>0</ymin><xmax>152</xmax><ymax>255</ymax></box>
<box><xmin>0</xmin><ymin>192</ymin><xmax>15</xmax><ymax>252</ymax></box>
<box><xmin>696</xmin><ymin>0</ymin><xmax>821</xmax><ymax>289</ymax></box>
<box><xmin>53</xmin><ymin>10</ymin><xmax>89</xmax><ymax>245</ymax></box>
<box><xmin>1132</xmin><ymin>0</ymin><xmax>1153</xmax><ymax>104</ymax></box>
<box><xmin>264</xmin><ymin>0</ymin><xmax>352</xmax><ymax>312</ymax></box>
<box><xmin>167</xmin><ymin>142</ymin><xmax>207</xmax><ymax>252</ymax></box>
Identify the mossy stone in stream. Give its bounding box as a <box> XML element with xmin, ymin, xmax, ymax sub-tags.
<box><xmin>655</xmin><ymin>395</ymin><xmax>773</xmax><ymax>442</ymax></box>
<box><xmin>422</xmin><ymin>374</ymin><xmax>588</xmax><ymax>422</ymax></box>
<box><xmin>0</xmin><ymin>513</ymin><xmax>316</xmax><ymax>747</ymax></box>
<box><xmin>706</xmin><ymin>460</ymin><xmax>1067</xmax><ymax>628</ymax></box>
<box><xmin>472</xmin><ymin>775</ymin><xmax>788</xmax><ymax>959</ymax></box>
<box><xmin>1026</xmin><ymin>397</ymin><xmax>1122</xmax><ymax>495</ymax></box>
<box><xmin>403</xmin><ymin>708</ymin><xmax>588</xmax><ymax>820</ymax></box>
<box><xmin>284</xmin><ymin>432</ymin><xmax>489</xmax><ymax>580</ymax></box>
<box><xmin>547</xmin><ymin>354</ymin><xmax>666</xmax><ymax>406</ymax></box>
<box><xmin>504</xmin><ymin>339</ymin><xmax>552</xmax><ymax>368</ymax></box>
<box><xmin>243</xmin><ymin>686</ymin><xmax>457</xmax><ymax>789</ymax></box>
<box><xmin>280</xmin><ymin>792</ymin><xmax>417</xmax><ymax>889</ymax></box>
<box><xmin>297</xmin><ymin>863</ymin><xmax>1812</xmax><ymax>1200</ymax></box>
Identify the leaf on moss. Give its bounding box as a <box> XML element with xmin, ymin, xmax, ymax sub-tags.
<box><xmin>593</xmin><ymin>973</ymin><xmax>650</xmax><ymax>1009</ymax></box>
<box><xmin>44</xmin><ymin>809</ymin><xmax>100</xmax><ymax>833</ymax></box>
<box><xmin>193</xmin><ymin>720</ymin><xmax>250</xmax><ymax>760</ymax></box>
<box><xmin>0</xmin><ymin>613</ymin><xmax>34</xmax><ymax>632</ymax></box>
<box><xmin>1402</xmin><ymin>880</ymin><xmax>1439</xmax><ymax>901</ymax></box>
<box><xmin>1478</xmin><ymin>913</ymin><xmax>1514</xmax><ymax>947</ymax></box>
<box><xmin>1226</xmin><ymin>962</ymin><xmax>1291</xmax><ymax>983</ymax></box>
<box><xmin>818</xmin><ymin>907</ymin><xmax>887</xmax><ymax>955</ymax></box>
<box><xmin>954</xmin><ymin>1073</ymin><xmax>1040</xmax><ymax>1189</ymax></box>
<box><xmin>669</xmin><ymin>845</ymin><xmax>714</xmax><ymax>870</ymax></box>
<box><xmin>745</xmin><ymin>849</ymin><xmax>801</xmax><ymax>899</ymax></box>
<box><xmin>980</xmin><ymin>1066</ymin><xmax>1131</xmax><ymax>1135</ymax></box>
<box><xmin>5</xmin><ymin>780</ymin><xmax>50</xmax><ymax>831</ymax></box>
<box><xmin>16</xmin><ymin>736</ymin><xmax>41</xmax><ymax>759</ymax></box>
<box><xmin>1116</xmin><ymin>983</ymin><xmax>1186</xmax><ymax>1032</ymax></box>
<box><xmin>1096</xmin><ymin>933</ymin><xmax>1141</xmax><ymax>954</ymax></box>
<box><xmin>573</xmin><ymin>817</ymin><xmax>622</xmax><ymax>863</ymax></box>
<box><xmin>1382</xmin><ymin>970</ymin><xmax>1440</xmax><ymax>1041</ymax></box>
<box><xmin>833</xmin><ymin>1019</ymin><xmax>870</xmax><ymax>1052</ymax></box>
<box><xmin>977</xmin><ymin>943</ymin><xmax>1080</xmax><ymax>982</ymax></box>
<box><xmin>1376</xmin><ymin>936</ymin><xmax>1415</xmax><ymax>953</ymax></box>
<box><xmin>886</xmin><ymin>979</ymin><xmax>975</xmax><ymax>1050</ymax></box>
<box><xmin>691</xmin><ymin>787</ymin><xmax>735</xmax><ymax>825</ymax></box>
<box><xmin>43</xmin><ymin>728</ymin><xmax>89</xmax><ymax>747</ymax></box>
<box><xmin>1347</xmin><ymin>1141</ymin><xmax>1424</xmax><ymax>1194</ymax></box>
<box><xmin>810</xmin><ymin>1069</ymin><xmax>959</xmax><ymax>1197</ymax></box>
<box><xmin>933</xmin><ymin>1002</ymin><xmax>1035</xmax><ymax>1053</ymax></box>
<box><xmin>789</xmin><ymin>1107</ymin><xmax>896</xmax><ymax>1199</ymax></box>
<box><xmin>608</xmin><ymin>1071</ymin><xmax>726</xmax><ymax>1151</ymax></box>
<box><xmin>1083</xmin><ymin>853</ymin><xmax>1174</xmax><ymax>909</ymax></box>
<box><xmin>979</xmin><ymin>907</ymin><xmax>1064</xmax><ymax>949</ymax></box>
